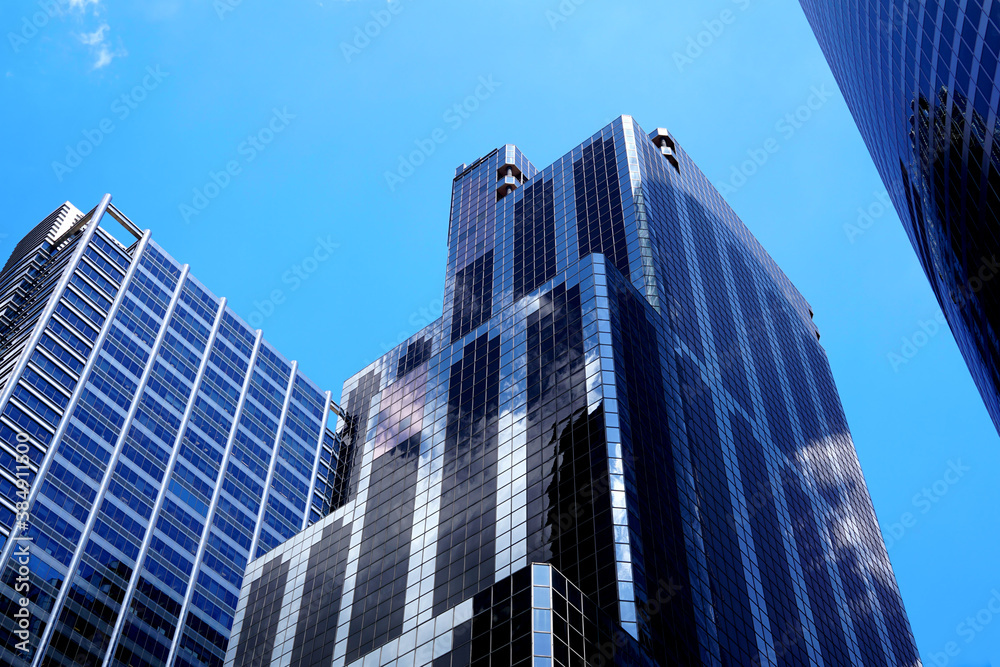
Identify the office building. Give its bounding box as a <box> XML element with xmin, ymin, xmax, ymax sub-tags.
<box><xmin>799</xmin><ymin>0</ymin><xmax>1000</xmax><ymax>432</ymax></box>
<box><xmin>225</xmin><ymin>117</ymin><xmax>919</xmax><ymax>667</ymax></box>
<box><xmin>0</xmin><ymin>197</ymin><xmax>341</xmax><ymax>667</ymax></box>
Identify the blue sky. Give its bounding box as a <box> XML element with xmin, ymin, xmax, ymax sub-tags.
<box><xmin>2</xmin><ymin>0</ymin><xmax>998</xmax><ymax>663</ymax></box>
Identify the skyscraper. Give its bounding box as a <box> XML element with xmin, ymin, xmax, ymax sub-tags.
<box><xmin>0</xmin><ymin>196</ymin><xmax>342</xmax><ymax>667</ymax></box>
<box><xmin>798</xmin><ymin>0</ymin><xmax>1000</xmax><ymax>432</ymax></box>
<box><xmin>225</xmin><ymin>117</ymin><xmax>919</xmax><ymax>667</ymax></box>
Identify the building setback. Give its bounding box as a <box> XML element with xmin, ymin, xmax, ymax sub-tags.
<box><xmin>225</xmin><ymin>117</ymin><xmax>919</xmax><ymax>667</ymax></box>
<box><xmin>0</xmin><ymin>197</ymin><xmax>342</xmax><ymax>667</ymax></box>
<box><xmin>799</xmin><ymin>0</ymin><xmax>1000</xmax><ymax>433</ymax></box>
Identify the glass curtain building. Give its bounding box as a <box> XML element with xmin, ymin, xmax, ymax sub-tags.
<box><xmin>0</xmin><ymin>196</ymin><xmax>341</xmax><ymax>667</ymax></box>
<box><xmin>225</xmin><ymin>117</ymin><xmax>919</xmax><ymax>667</ymax></box>
<box><xmin>798</xmin><ymin>0</ymin><xmax>1000</xmax><ymax>432</ymax></box>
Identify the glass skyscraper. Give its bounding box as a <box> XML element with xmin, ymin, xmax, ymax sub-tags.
<box><xmin>0</xmin><ymin>196</ymin><xmax>341</xmax><ymax>667</ymax></box>
<box><xmin>225</xmin><ymin>117</ymin><xmax>919</xmax><ymax>667</ymax></box>
<box><xmin>798</xmin><ymin>0</ymin><xmax>1000</xmax><ymax>433</ymax></box>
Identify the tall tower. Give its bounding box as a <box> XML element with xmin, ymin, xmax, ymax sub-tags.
<box><xmin>0</xmin><ymin>197</ymin><xmax>341</xmax><ymax>667</ymax></box>
<box><xmin>225</xmin><ymin>117</ymin><xmax>919</xmax><ymax>667</ymax></box>
<box><xmin>798</xmin><ymin>0</ymin><xmax>1000</xmax><ymax>433</ymax></box>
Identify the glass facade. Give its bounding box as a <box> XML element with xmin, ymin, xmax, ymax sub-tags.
<box><xmin>799</xmin><ymin>0</ymin><xmax>1000</xmax><ymax>433</ymax></box>
<box><xmin>0</xmin><ymin>198</ymin><xmax>336</xmax><ymax>667</ymax></box>
<box><xmin>225</xmin><ymin>117</ymin><xmax>919</xmax><ymax>667</ymax></box>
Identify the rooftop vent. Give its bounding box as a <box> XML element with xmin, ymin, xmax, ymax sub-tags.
<box><xmin>496</xmin><ymin>162</ymin><xmax>527</xmax><ymax>200</ymax></box>
<box><xmin>649</xmin><ymin>128</ymin><xmax>680</xmax><ymax>172</ymax></box>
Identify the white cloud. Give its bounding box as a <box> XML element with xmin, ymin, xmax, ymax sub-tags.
<box><xmin>77</xmin><ymin>22</ymin><xmax>124</xmax><ymax>69</ymax></box>
<box><xmin>93</xmin><ymin>44</ymin><xmax>113</xmax><ymax>68</ymax></box>
<box><xmin>79</xmin><ymin>23</ymin><xmax>108</xmax><ymax>46</ymax></box>
<box><xmin>92</xmin><ymin>42</ymin><xmax>127</xmax><ymax>69</ymax></box>
<box><xmin>67</xmin><ymin>0</ymin><xmax>101</xmax><ymax>11</ymax></box>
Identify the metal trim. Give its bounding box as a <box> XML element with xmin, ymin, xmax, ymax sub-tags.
<box><xmin>0</xmin><ymin>195</ymin><xmax>121</xmax><ymax>573</ymax></box>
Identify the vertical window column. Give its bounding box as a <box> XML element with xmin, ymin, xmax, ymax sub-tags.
<box><xmin>102</xmin><ymin>293</ymin><xmax>226</xmax><ymax>667</ymax></box>
<box><xmin>30</xmin><ymin>253</ymin><xmax>187</xmax><ymax>667</ymax></box>
<box><xmin>302</xmin><ymin>390</ymin><xmax>333</xmax><ymax>530</ymax></box>
<box><xmin>247</xmin><ymin>361</ymin><xmax>298</xmax><ymax>560</ymax></box>
<box><xmin>165</xmin><ymin>327</ymin><xmax>263</xmax><ymax>667</ymax></box>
